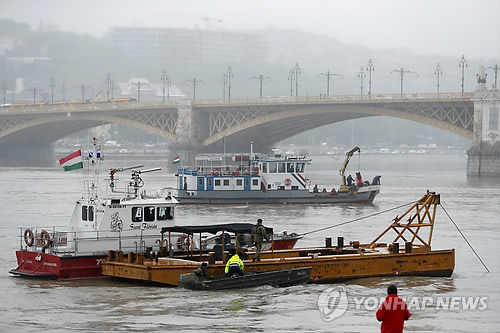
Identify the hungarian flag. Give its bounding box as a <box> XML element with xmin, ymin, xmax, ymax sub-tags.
<box><xmin>173</xmin><ymin>156</ymin><xmax>181</xmax><ymax>164</ymax></box>
<box><xmin>59</xmin><ymin>150</ymin><xmax>83</xmax><ymax>171</ymax></box>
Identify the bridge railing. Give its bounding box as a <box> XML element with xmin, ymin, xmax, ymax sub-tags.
<box><xmin>192</xmin><ymin>92</ymin><xmax>473</xmax><ymax>106</ymax></box>
<box><xmin>0</xmin><ymin>92</ymin><xmax>473</xmax><ymax>114</ymax></box>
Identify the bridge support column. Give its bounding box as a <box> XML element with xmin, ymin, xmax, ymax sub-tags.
<box><xmin>168</xmin><ymin>100</ymin><xmax>201</xmax><ymax>172</ymax></box>
<box><xmin>467</xmin><ymin>67</ymin><xmax>500</xmax><ymax>177</ymax></box>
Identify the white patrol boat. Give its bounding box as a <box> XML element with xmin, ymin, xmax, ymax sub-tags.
<box><xmin>176</xmin><ymin>146</ymin><xmax>381</xmax><ymax>205</ymax></box>
<box><xmin>10</xmin><ymin>138</ymin><xmax>179</xmax><ymax>279</ymax></box>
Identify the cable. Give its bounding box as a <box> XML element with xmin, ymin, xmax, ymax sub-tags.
<box><xmin>440</xmin><ymin>204</ymin><xmax>490</xmax><ymax>273</ymax></box>
<box><xmin>301</xmin><ymin>200</ymin><xmax>417</xmax><ymax>236</ymax></box>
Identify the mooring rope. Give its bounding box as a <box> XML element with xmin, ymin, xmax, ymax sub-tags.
<box><xmin>440</xmin><ymin>204</ymin><xmax>490</xmax><ymax>273</ymax></box>
<box><xmin>301</xmin><ymin>200</ymin><xmax>417</xmax><ymax>236</ymax></box>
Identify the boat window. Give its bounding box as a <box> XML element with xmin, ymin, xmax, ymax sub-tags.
<box><xmin>296</xmin><ymin>163</ymin><xmax>305</xmax><ymax>173</ymax></box>
<box><xmin>291</xmin><ymin>186</ymin><xmax>299</xmax><ymax>190</ymax></box>
<box><xmin>267</xmin><ymin>184</ymin><xmax>271</xmax><ymax>189</ymax></box>
<box><xmin>245</xmin><ymin>178</ymin><xmax>250</xmax><ymax>187</ymax></box>
<box><xmin>252</xmin><ymin>179</ymin><xmax>259</xmax><ymax>186</ymax></box>
<box><xmin>157</xmin><ymin>207</ymin><xmax>173</xmax><ymax>220</ymax></box>
<box><xmin>208</xmin><ymin>178</ymin><xmax>213</xmax><ymax>187</ymax></box>
<box><xmin>144</xmin><ymin>206</ymin><xmax>155</xmax><ymax>222</ymax></box>
<box><xmin>198</xmin><ymin>177</ymin><xmax>203</xmax><ymax>186</ymax></box>
<box><xmin>223</xmin><ymin>179</ymin><xmax>229</xmax><ymax>186</ymax></box>
<box><xmin>88</xmin><ymin>206</ymin><xmax>94</xmax><ymax>222</ymax></box>
<box><xmin>132</xmin><ymin>207</ymin><xmax>143</xmax><ymax>222</ymax></box>
<box><xmin>215</xmin><ymin>179</ymin><xmax>221</xmax><ymax>186</ymax></box>
<box><xmin>278</xmin><ymin>186</ymin><xmax>285</xmax><ymax>190</ymax></box>
<box><xmin>262</xmin><ymin>163</ymin><xmax>267</xmax><ymax>173</ymax></box>
<box><xmin>287</xmin><ymin>163</ymin><xmax>295</xmax><ymax>173</ymax></box>
<box><xmin>82</xmin><ymin>206</ymin><xmax>88</xmax><ymax>221</ymax></box>
<box><xmin>278</xmin><ymin>163</ymin><xmax>286</xmax><ymax>173</ymax></box>
<box><xmin>269</xmin><ymin>163</ymin><xmax>277</xmax><ymax>173</ymax></box>
<box><xmin>236</xmin><ymin>179</ymin><xmax>243</xmax><ymax>186</ymax></box>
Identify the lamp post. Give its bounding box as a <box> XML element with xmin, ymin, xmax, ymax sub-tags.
<box><xmin>367</xmin><ymin>59</ymin><xmax>374</xmax><ymax>97</ymax></box>
<box><xmin>105</xmin><ymin>74</ymin><xmax>112</xmax><ymax>101</ymax></box>
<box><xmin>50</xmin><ymin>77</ymin><xmax>56</xmax><ymax>103</ymax></box>
<box><xmin>318</xmin><ymin>70</ymin><xmax>342</xmax><ymax>96</ymax></box>
<box><xmin>1</xmin><ymin>80</ymin><xmax>6</xmax><ymax>106</ymax></box>
<box><xmin>487</xmin><ymin>64</ymin><xmax>498</xmax><ymax>87</ymax></box>
<box><xmin>185</xmin><ymin>78</ymin><xmax>204</xmax><ymax>100</ymax></box>
<box><xmin>434</xmin><ymin>64</ymin><xmax>443</xmax><ymax>95</ymax></box>
<box><xmin>131</xmin><ymin>81</ymin><xmax>142</xmax><ymax>102</ymax></box>
<box><xmin>293</xmin><ymin>63</ymin><xmax>301</xmax><ymax>97</ymax></box>
<box><xmin>390</xmin><ymin>68</ymin><xmax>419</xmax><ymax>97</ymax></box>
<box><xmin>357</xmin><ymin>67</ymin><xmax>366</xmax><ymax>96</ymax></box>
<box><xmin>459</xmin><ymin>55</ymin><xmax>468</xmax><ymax>97</ymax></box>
<box><xmin>161</xmin><ymin>71</ymin><xmax>170</xmax><ymax>104</ymax></box>
<box><xmin>288</xmin><ymin>69</ymin><xmax>295</xmax><ymax>96</ymax></box>
<box><xmin>226</xmin><ymin>66</ymin><xmax>233</xmax><ymax>100</ymax></box>
<box><xmin>251</xmin><ymin>74</ymin><xmax>271</xmax><ymax>98</ymax></box>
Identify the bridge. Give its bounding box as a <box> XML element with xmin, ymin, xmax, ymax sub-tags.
<box><xmin>0</xmin><ymin>92</ymin><xmax>474</xmax><ymax>149</ymax></box>
<box><xmin>0</xmin><ymin>84</ymin><xmax>498</xmax><ymax>176</ymax></box>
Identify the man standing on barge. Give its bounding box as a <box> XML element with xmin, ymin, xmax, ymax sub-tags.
<box><xmin>251</xmin><ymin>218</ymin><xmax>269</xmax><ymax>262</ymax></box>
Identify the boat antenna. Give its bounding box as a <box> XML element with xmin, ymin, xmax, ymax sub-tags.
<box><xmin>250</xmin><ymin>141</ymin><xmax>254</xmax><ymax>160</ymax></box>
<box><xmin>439</xmin><ymin>204</ymin><xmax>490</xmax><ymax>273</ymax></box>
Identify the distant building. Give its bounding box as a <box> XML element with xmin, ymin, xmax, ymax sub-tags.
<box><xmin>111</xmin><ymin>27</ymin><xmax>269</xmax><ymax>67</ymax></box>
<box><xmin>118</xmin><ymin>78</ymin><xmax>186</xmax><ymax>101</ymax></box>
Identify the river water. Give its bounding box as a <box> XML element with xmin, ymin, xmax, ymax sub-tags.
<box><xmin>0</xmin><ymin>152</ymin><xmax>498</xmax><ymax>332</ymax></box>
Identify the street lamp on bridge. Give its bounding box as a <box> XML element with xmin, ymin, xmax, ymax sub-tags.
<box><xmin>161</xmin><ymin>70</ymin><xmax>170</xmax><ymax>104</ymax></box>
<box><xmin>131</xmin><ymin>81</ymin><xmax>143</xmax><ymax>102</ymax></box>
<box><xmin>434</xmin><ymin>64</ymin><xmax>443</xmax><ymax>95</ymax></box>
<box><xmin>105</xmin><ymin>74</ymin><xmax>113</xmax><ymax>101</ymax></box>
<box><xmin>487</xmin><ymin>64</ymin><xmax>498</xmax><ymax>87</ymax></box>
<box><xmin>251</xmin><ymin>74</ymin><xmax>271</xmax><ymax>98</ymax></box>
<box><xmin>50</xmin><ymin>77</ymin><xmax>56</xmax><ymax>104</ymax></box>
<box><xmin>185</xmin><ymin>78</ymin><xmax>205</xmax><ymax>100</ymax></box>
<box><xmin>76</xmin><ymin>84</ymin><xmax>92</xmax><ymax>103</ymax></box>
<box><xmin>357</xmin><ymin>67</ymin><xmax>366</xmax><ymax>96</ymax></box>
<box><xmin>390</xmin><ymin>68</ymin><xmax>419</xmax><ymax>97</ymax></box>
<box><xmin>459</xmin><ymin>55</ymin><xmax>468</xmax><ymax>97</ymax></box>
<box><xmin>367</xmin><ymin>59</ymin><xmax>375</xmax><ymax>97</ymax></box>
<box><xmin>318</xmin><ymin>70</ymin><xmax>342</xmax><ymax>97</ymax></box>
<box><xmin>1</xmin><ymin>80</ymin><xmax>6</xmax><ymax>106</ymax></box>
<box><xmin>226</xmin><ymin>67</ymin><xmax>233</xmax><ymax>100</ymax></box>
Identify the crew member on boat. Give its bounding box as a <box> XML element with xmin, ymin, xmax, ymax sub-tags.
<box><xmin>225</xmin><ymin>249</ymin><xmax>244</xmax><ymax>277</ymax></box>
<box><xmin>251</xmin><ymin>218</ymin><xmax>269</xmax><ymax>261</ymax></box>
<box><xmin>193</xmin><ymin>262</ymin><xmax>211</xmax><ymax>280</ymax></box>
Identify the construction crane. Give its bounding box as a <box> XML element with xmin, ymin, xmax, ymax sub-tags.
<box><xmin>339</xmin><ymin>147</ymin><xmax>360</xmax><ymax>192</ymax></box>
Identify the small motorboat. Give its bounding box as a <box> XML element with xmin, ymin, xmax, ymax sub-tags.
<box><xmin>178</xmin><ymin>267</ymin><xmax>312</xmax><ymax>290</ymax></box>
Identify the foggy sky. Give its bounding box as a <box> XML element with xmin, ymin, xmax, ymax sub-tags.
<box><xmin>2</xmin><ymin>0</ymin><xmax>499</xmax><ymax>59</ymax></box>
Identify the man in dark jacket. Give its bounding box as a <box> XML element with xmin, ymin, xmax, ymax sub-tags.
<box><xmin>376</xmin><ymin>284</ymin><xmax>410</xmax><ymax>333</ymax></box>
<box><xmin>251</xmin><ymin>218</ymin><xmax>269</xmax><ymax>261</ymax></box>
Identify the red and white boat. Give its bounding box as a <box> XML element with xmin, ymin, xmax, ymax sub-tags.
<box><xmin>10</xmin><ymin>138</ymin><xmax>179</xmax><ymax>279</ymax></box>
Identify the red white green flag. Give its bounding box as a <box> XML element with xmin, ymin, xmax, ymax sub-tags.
<box><xmin>173</xmin><ymin>156</ymin><xmax>181</xmax><ymax>164</ymax></box>
<box><xmin>59</xmin><ymin>150</ymin><xmax>83</xmax><ymax>171</ymax></box>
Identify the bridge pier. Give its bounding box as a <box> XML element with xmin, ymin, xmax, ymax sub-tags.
<box><xmin>167</xmin><ymin>100</ymin><xmax>201</xmax><ymax>172</ymax></box>
<box><xmin>467</xmin><ymin>67</ymin><xmax>500</xmax><ymax>177</ymax></box>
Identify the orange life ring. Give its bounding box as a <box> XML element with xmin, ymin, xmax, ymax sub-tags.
<box><xmin>284</xmin><ymin>178</ymin><xmax>292</xmax><ymax>186</ymax></box>
<box><xmin>176</xmin><ymin>234</ymin><xmax>190</xmax><ymax>250</ymax></box>
<box><xmin>40</xmin><ymin>230</ymin><xmax>51</xmax><ymax>249</ymax></box>
<box><xmin>24</xmin><ymin>229</ymin><xmax>34</xmax><ymax>247</ymax></box>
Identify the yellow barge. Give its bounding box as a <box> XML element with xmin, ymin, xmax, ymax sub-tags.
<box><xmin>102</xmin><ymin>191</ymin><xmax>455</xmax><ymax>286</ymax></box>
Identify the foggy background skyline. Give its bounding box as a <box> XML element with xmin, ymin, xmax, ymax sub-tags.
<box><xmin>2</xmin><ymin>0</ymin><xmax>499</xmax><ymax>59</ymax></box>
<box><xmin>1</xmin><ymin>1</ymin><xmax>498</xmax><ymax>152</ymax></box>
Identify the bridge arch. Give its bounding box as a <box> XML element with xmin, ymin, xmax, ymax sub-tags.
<box><xmin>0</xmin><ymin>113</ymin><xmax>177</xmax><ymax>145</ymax></box>
<box><xmin>202</xmin><ymin>103</ymin><xmax>472</xmax><ymax>150</ymax></box>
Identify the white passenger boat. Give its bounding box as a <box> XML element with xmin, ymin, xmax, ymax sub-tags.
<box><xmin>176</xmin><ymin>146</ymin><xmax>381</xmax><ymax>204</ymax></box>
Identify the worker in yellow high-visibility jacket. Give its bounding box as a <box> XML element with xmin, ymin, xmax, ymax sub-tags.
<box><xmin>225</xmin><ymin>249</ymin><xmax>244</xmax><ymax>277</ymax></box>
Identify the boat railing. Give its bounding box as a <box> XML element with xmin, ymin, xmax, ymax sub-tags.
<box><xmin>16</xmin><ymin>226</ymin><xmax>176</xmax><ymax>256</ymax></box>
<box><xmin>179</xmin><ymin>165</ymin><xmax>260</xmax><ymax>177</ymax></box>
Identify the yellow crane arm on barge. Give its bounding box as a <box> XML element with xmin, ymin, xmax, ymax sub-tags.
<box><xmin>339</xmin><ymin>146</ymin><xmax>360</xmax><ymax>192</ymax></box>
